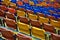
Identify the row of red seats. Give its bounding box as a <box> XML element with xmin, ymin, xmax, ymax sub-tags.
<box><xmin>0</xmin><ymin>28</ymin><xmax>32</xmax><ymax>40</ymax></box>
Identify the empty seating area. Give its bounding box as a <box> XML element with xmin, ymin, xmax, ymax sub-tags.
<box><xmin>0</xmin><ymin>0</ymin><xmax>60</xmax><ymax>40</ymax></box>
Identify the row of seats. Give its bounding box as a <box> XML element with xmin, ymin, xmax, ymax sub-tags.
<box><xmin>0</xmin><ymin>0</ymin><xmax>60</xmax><ymax>15</ymax></box>
<box><xmin>0</xmin><ymin>27</ymin><xmax>32</xmax><ymax>40</ymax></box>
<box><xmin>0</xmin><ymin>25</ymin><xmax>60</xmax><ymax>40</ymax></box>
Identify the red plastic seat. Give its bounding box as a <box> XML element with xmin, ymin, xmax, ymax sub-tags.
<box><xmin>26</xmin><ymin>10</ymin><xmax>34</xmax><ymax>14</ymax></box>
<box><xmin>1</xmin><ymin>30</ymin><xmax>15</xmax><ymax>40</ymax></box>
<box><xmin>18</xmin><ymin>16</ymin><xmax>29</xmax><ymax>24</ymax></box>
<box><xmin>0</xmin><ymin>5</ymin><xmax>8</xmax><ymax>11</ymax></box>
<box><xmin>51</xmin><ymin>33</ymin><xmax>60</xmax><ymax>40</ymax></box>
<box><xmin>6</xmin><ymin>12</ymin><xmax>15</xmax><ymax>20</ymax></box>
<box><xmin>4</xmin><ymin>18</ymin><xmax>17</xmax><ymax>29</ymax></box>
<box><xmin>30</xmin><ymin>19</ymin><xmax>41</xmax><ymax>28</ymax></box>
<box><xmin>0</xmin><ymin>10</ymin><xmax>5</xmax><ymax>17</ymax></box>
<box><xmin>37</xmin><ymin>12</ymin><xmax>45</xmax><ymax>17</ymax></box>
<box><xmin>8</xmin><ymin>8</ymin><xmax>16</xmax><ymax>14</ymax></box>
<box><xmin>17</xmin><ymin>33</ymin><xmax>32</xmax><ymax>40</ymax></box>
<box><xmin>43</xmin><ymin>23</ymin><xmax>55</xmax><ymax>33</ymax></box>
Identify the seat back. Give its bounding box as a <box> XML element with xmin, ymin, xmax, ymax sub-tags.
<box><xmin>50</xmin><ymin>20</ymin><xmax>60</xmax><ymax>28</ymax></box>
<box><xmin>17</xmin><ymin>22</ymin><xmax>30</xmax><ymax>34</ymax></box>
<box><xmin>6</xmin><ymin>12</ymin><xmax>15</xmax><ymax>20</ymax></box>
<box><xmin>32</xmin><ymin>27</ymin><xmax>45</xmax><ymax>40</ymax></box>
<box><xmin>17</xmin><ymin>33</ymin><xmax>32</xmax><ymax>40</ymax></box>
<box><xmin>4</xmin><ymin>18</ymin><xmax>17</xmax><ymax>29</ymax></box>
<box><xmin>37</xmin><ymin>13</ymin><xmax>44</xmax><ymax>17</ymax></box>
<box><xmin>39</xmin><ymin>16</ymin><xmax>49</xmax><ymax>24</ymax></box>
<box><xmin>1</xmin><ymin>30</ymin><xmax>15</xmax><ymax>40</ymax></box>
<box><xmin>51</xmin><ymin>33</ymin><xmax>60</xmax><ymax>40</ymax></box>
<box><xmin>17</xmin><ymin>10</ymin><xmax>26</xmax><ymax>17</ymax></box>
<box><xmin>19</xmin><ymin>16</ymin><xmax>29</xmax><ymax>24</ymax></box>
<box><xmin>28</xmin><ymin>13</ymin><xmax>38</xmax><ymax>20</ymax></box>
<box><xmin>0</xmin><ymin>10</ymin><xmax>5</xmax><ymax>17</ymax></box>
<box><xmin>29</xmin><ymin>1</ymin><xmax>34</xmax><ymax>6</ymax></box>
<box><xmin>30</xmin><ymin>19</ymin><xmax>41</xmax><ymax>28</ymax></box>
<box><xmin>43</xmin><ymin>23</ymin><xmax>55</xmax><ymax>33</ymax></box>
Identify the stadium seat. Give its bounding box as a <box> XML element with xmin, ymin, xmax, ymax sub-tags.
<box><xmin>29</xmin><ymin>1</ymin><xmax>34</xmax><ymax>6</ymax></box>
<box><xmin>39</xmin><ymin>16</ymin><xmax>49</xmax><ymax>24</ymax></box>
<box><xmin>46</xmin><ymin>15</ymin><xmax>55</xmax><ymax>20</ymax></box>
<box><xmin>6</xmin><ymin>12</ymin><xmax>16</xmax><ymax>20</ymax></box>
<box><xmin>8</xmin><ymin>8</ymin><xmax>16</xmax><ymax>14</ymax></box>
<box><xmin>50</xmin><ymin>19</ymin><xmax>60</xmax><ymax>28</ymax></box>
<box><xmin>17</xmin><ymin>10</ymin><xmax>26</xmax><ymax>17</ymax></box>
<box><xmin>0</xmin><ymin>10</ymin><xmax>5</xmax><ymax>17</ymax></box>
<box><xmin>18</xmin><ymin>16</ymin><xmax>29</xmax><ymax>24</ymax></box>
<box><xmin>17</xmin><ymin>22</ymin><xmax>30</xmax><ymax>35</ymax></box>
<box><xmin>28</xmin><ymin>13</ymin><xmax>38</xmax><ymax>20</ymax></box>
<box><xmin>4</xmin><ymin>18</ymin><xmax>17</xmax><ymax>29</ymax></box>
<box><xmin>22</xmin><ymin>0</ymin><xmax>29</xmax><ymax>3</ymax></box>
<box><xmin>37</xmin><ymin>12</ymin><xmax>45</xmax><ymax>17</ymax></box>
<box><xmin>43</xmin><ymin>23</ymin><xmax>55</xmax><ymax>33</ymax></box>
<box><xmin>2</xmin><ymin>0</ymin><xmax>11</xmax><ymax>6</ymax></box>
<box><xmin>17</xmin><ymin>1</ymin><xmax>23</xmax><ymax>6</ymax></box>
<box><xmin>31</xmin><ymin>27</ymin><xmax>45</xmax><ymax>40</ymax></box>
<box><xmin>30</xmin><ymin>19</ymin><xmax>41</xmax><ymax>28</ymax></box>
<box><xmin>51</xmin><ymin>33</ymin><xmax>60</xmax><ymax>40</ymax></box>
<box><xmin>1</xmin><ymin>30</ymin><xmax>16</xmax><ymax>40</ymax></box>
<box><xmin>17</xmin><ymin>33</ymin><xmax>32</xmax><ymax>40</ymax></box>
<box><xmin>0</xmin><ymin>5</ymin><xmax>8</xmax><ymax>11</ymax></box>
<box><xmin>9</xmin><ymin>2</ymin><xmax>17</xmax><ymax>9</ymax></box>
<box><xmin>26</xmin><ymin>10</ymin><xmax>34</xmax><ymax>14</ymax></box>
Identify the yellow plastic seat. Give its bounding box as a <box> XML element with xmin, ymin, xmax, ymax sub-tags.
<box><xmin>29</xmin><ymin>1</ymin><xmax>34</xmax><ymax>6</ymax></box>
<box><xmin>32</xmin><ymin>27</ymin><xmax>45</xmax><ymax>40</ymax></box>
<box><xmin>17</xmin><ymin>22</ymin><xmax>30</xmax><ymax>35</ymax></box>
<box><xmin>17</xmin><ymin>10</ymin><xmax>26</xmax><ymax>17</ymax></box>
<box><xmin>28</xmin><ymin>13</ymin><xmax>38</xmax><ymax>20</ymax></box>
<box><xmin>39</xmin><ymin>16</ymin><xmax>49</xmax><ymax>24</ymax></box>
<box><xmin>2</xmin><ymin>0</ymin><xmax>11</xmax><ymax>6</ymax></box>
<box><xmin>50</xmin><ymin>20</ymin><xmax>60</xmax><ymax>28</ymax></box>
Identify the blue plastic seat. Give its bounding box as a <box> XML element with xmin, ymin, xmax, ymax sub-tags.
<box><xmin>11</xmin><ymin>0</ymin><xmax>16</xmax><ymax>3</ymax></box>
<box><xmin>52</xmin><ymin>14</ymin><xmax>60</xmax><ymax>18</ymax></box>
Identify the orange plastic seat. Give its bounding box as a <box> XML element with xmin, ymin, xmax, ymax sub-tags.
<box><xmin>30</xmin><ymin>19</ymin><xmax>41</xmax><ymax>28</ymax></box>
<box><xmin>4</xmin><ymin>18</ymin><xmax>17</xmax><ymax>29</ymax></box>
<box><xmin>51</xmin><ymin>33</ymin><xmax>60</xmax><ymax>40</ymax></box>
<box><xmin>43</xmin><ymin>23</ymin><xmax>55</xmax><ymax>33</ymax></box>
<box><xmin>18</xmin><ymin>16</ymin><xmax>29</xmax><ymax>24</ymax></box>
<box><xmin>17</xmin><ymin>1</ymin><xmax>23</xmax><ymax>6</ymax></box>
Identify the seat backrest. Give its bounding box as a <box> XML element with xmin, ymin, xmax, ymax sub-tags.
<box><xmin>39</xmin><ymin>16</ymin><xmax>49</xmax><ymax>24</ymax></box>
<box><xmin>4</xmin><ymin>18</ymin><xmax>17</xmax><ymax>29</ymax></box>
<box><xmin>50</xmin><ymin>19</ymin><xmax>60</xmax><ymax>28</ymax></box>
<box><xmin>8</xmin><ymin>8</ymin><xmax>16</xmax><ymax>14</ymax></box>
<box><xmin>43</xmin><ymin>23</ymin><xmax>55</xmax><ymax>33</ymax></box>
<box><xmin>29</xmin><ymin>1</ymin><xmax>34</xmax><ymax>6</ymax></box>
<box><xmin>19</xmin><ymin>16</ymin><xmax>29</xmax><ymax>24</ymax></box>
<box><xmin>6</xmin><ymin>12</ymin><xmax>15</xmax><ymax>20</ymax></box>
<box><xmin>17</xmin><ymin>10</ymin><xmax>26</xmax><ymax>17</ymax></box>
<box><xmin>30</xmin><ymin>19</ymin><xmax>41</xmax><ymax>28</ymax></box>
<box><xmin>37</xmin><ymin>13</ymin><xmax>44</xmax><ymax>17</ymax></box>
<box><xmin>1</xmin><ymin>30</ymin><xmax>15</xmax><ymax>40</ymax></box>
<box><xmin>0</xmin><ymin>10</ymin><xmax>5</xmax><ymax>17</ymax></box>
<box><xmin>26</xmin><ymin>10</ymin><xmax>34</xmax><ymax>14</ymax></box>
<box><xmin>17</xmin><ymin>1</ymin><xmax>23</xmax><ymax>6</ymax></box>
<box><xmin>17</xmin><ymin>22</ymin><xmax>30</xmax><ymax>34</ymax></box>
<box><xmin>17</xmin><ymin>33</ymin><xmax>32</xmax><ymax>40</ymax></box>
<box><xmin>32</xmin><ymin>27</ymin><xmax>45</xmax><ymax>39</ymax></box>
<box><xmin>51</xmin><ymin>33</ymin><xmax>60</xmax><ymax>40</ymax></box>
<box><xmin>28</xmin><ymin>13</ymin><xmax>38</xmax><ymax>20</ymax></box>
